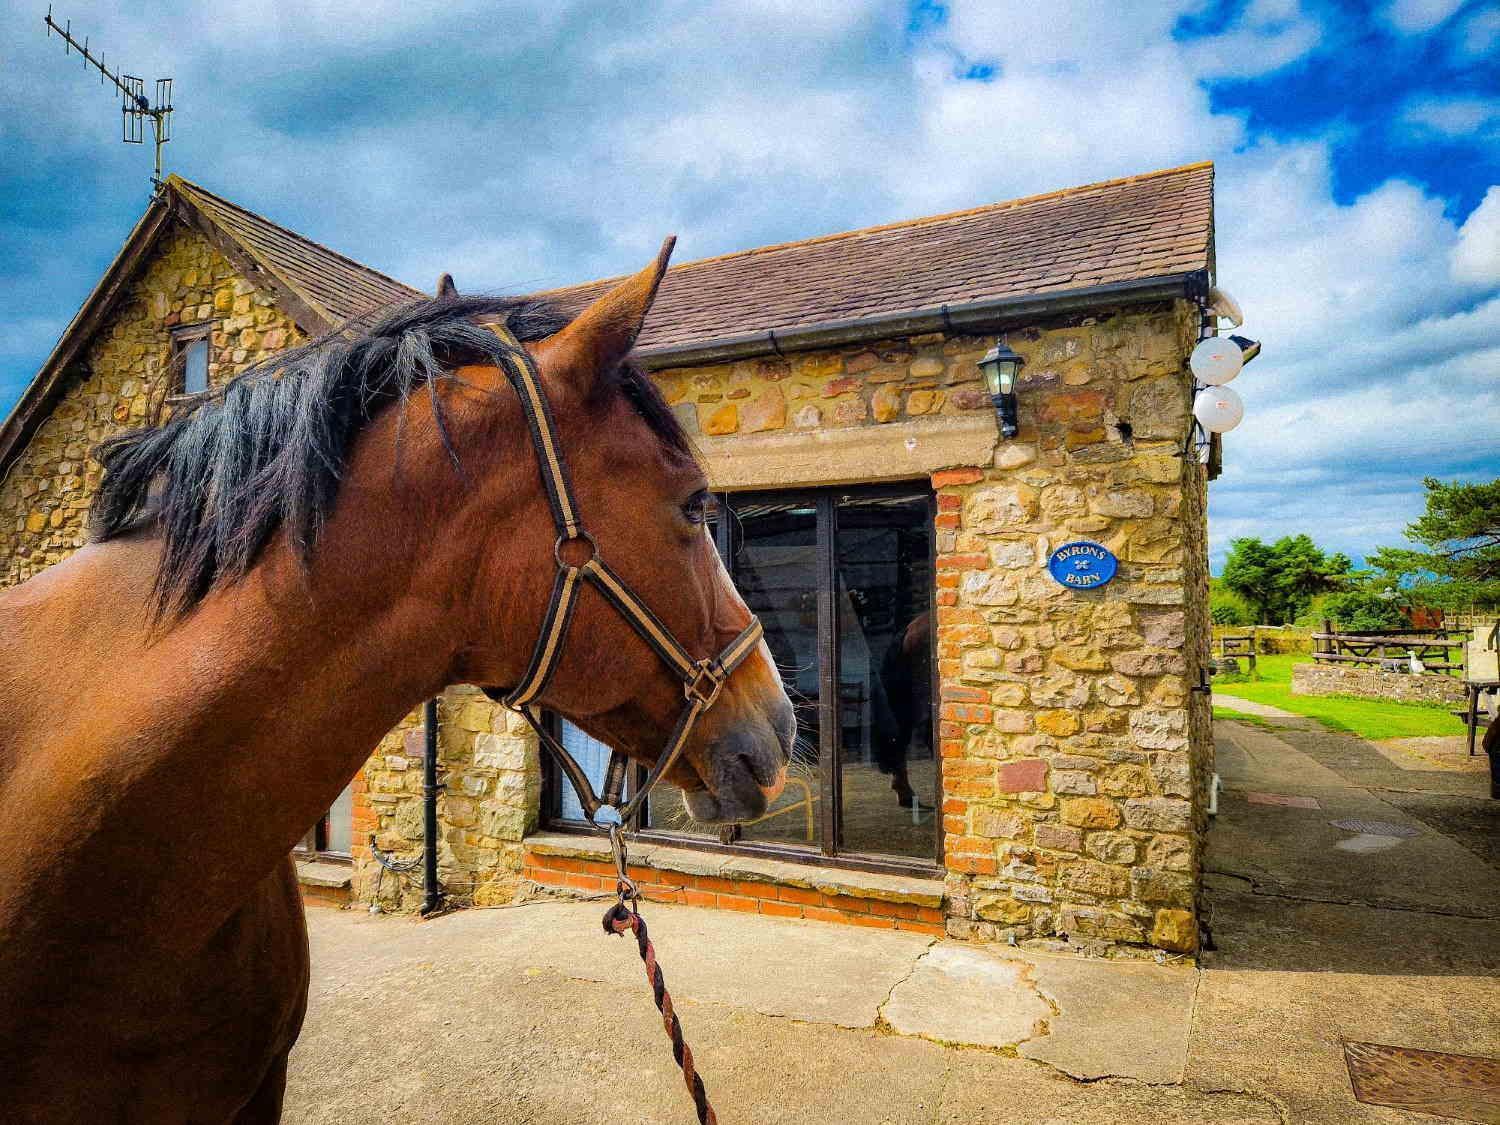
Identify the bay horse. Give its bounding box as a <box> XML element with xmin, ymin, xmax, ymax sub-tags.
<box><xmin>0</xmin><ymin>242</ymin><xmax>795</xmax><ymax>1122</ymax></box>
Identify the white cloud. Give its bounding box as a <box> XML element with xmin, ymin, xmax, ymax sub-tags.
<box><xmin>1380</xmin><ymin>0</ymin><xmax>1466</xmax><ymax>33</ymax></box>
<box><xmin>1453</xmin><ymin>188</ymin><xmax>1500</xmax><ymax>286</ymax></box>
<box><xmin>933</xmin><ymin>0</ymin><xmax>1321</xmax><ymax>81</ymax></box>
<box><xmin>1182</xmin><ymin>0</ymin><xmax>1324</xmax><ymax>78</ymax></box>
<box><xmin>1457</xmin><ymin>4</ymin><xmax>1500</xmax><ymax>56</ymax></box>
<box><xmin>1400</xmin><ymin>95</ymin><xmax>1500</xmax><ymax>139</ymax></box>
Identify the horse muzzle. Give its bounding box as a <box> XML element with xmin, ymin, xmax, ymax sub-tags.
<box><xmin>681</xmin><ymin>694</ymin><xmax>795</xmax><ymax>825</ymax></box>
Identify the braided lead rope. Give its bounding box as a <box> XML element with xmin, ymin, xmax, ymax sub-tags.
<box><xmin>603</xmin><ymin>903</ymin><xmax>718</xmax><ymax>1125</ymax></box>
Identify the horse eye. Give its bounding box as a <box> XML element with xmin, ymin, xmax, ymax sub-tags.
<box><xmin>682</xmin><ymin>490</ymin><xmax>709</xmax><ymax>525</ymax></box>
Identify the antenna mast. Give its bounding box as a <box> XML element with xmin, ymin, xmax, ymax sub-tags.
<box><xmin>42</xmin><ymin>6</ymin><xmax>174</xmax><ymax>187</ymax></box>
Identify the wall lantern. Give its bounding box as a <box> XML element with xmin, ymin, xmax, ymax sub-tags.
<box><xmin>978</xmin><ymin>340</ymin><xmax>1025</xmax><ymax>438</ymax></box>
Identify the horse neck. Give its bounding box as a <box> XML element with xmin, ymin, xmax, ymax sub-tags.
<box><xmin>1</xmin><ymin>413</ymin><xmax>536</xmax><ymax>951</ymax></box>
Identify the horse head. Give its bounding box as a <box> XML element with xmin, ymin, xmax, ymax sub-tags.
<box><xmin>442</xmin><ymin>244</ymin><xmax>795</xmax><ymax>824</ymax></box>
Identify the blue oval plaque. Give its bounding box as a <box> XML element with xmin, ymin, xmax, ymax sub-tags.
<box><xmin>1047</xmin><ymin>540</ymin><xmax>1118</xmax><ymax>590</ymax></box>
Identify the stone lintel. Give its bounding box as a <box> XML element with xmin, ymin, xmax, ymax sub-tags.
<box><xmin>699</xmin><ymin>414</ymin><xmax>999</xmax><ymax>491</ymax></box>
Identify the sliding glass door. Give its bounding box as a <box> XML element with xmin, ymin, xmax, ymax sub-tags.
<box><xmin>546</xmin><ymin>483</ymin><xmax>939</xmax><ymax>870</ymax></box>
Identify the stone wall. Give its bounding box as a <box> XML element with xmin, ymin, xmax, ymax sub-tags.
<box><xmin>355</xmin><ymin>687</ymin><xmax>541</xmax><ymax>912</ymax></box>
<box><xmin>1291</xmin><ymin>662</ymin><xmax>1467</xmax><ymax>707</ymax></box>
<box><xmin>922</xmin><ymin>303</ymin><xmax>1208</xmax><ymax>953</ymax></box>
<box><xmin>654</xmin><ymin>327</ymin><xmax>997</xmax><ymax>442</ymax></box>
<box><xmin>0</xmin><ymin>223</ymin><xmax>303</xmax><ymax>585</ymax></box>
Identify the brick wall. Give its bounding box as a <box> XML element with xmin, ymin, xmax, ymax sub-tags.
<box><xmin>522</xmin><ymin>850</ymin><xmax>946</xmax><ymax>936</ymax></box>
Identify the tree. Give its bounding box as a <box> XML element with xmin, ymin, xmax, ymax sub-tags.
<box><xmin>1312</xmin><ymin>590</ymin><xmax>1405</xmax><ymax>632</ymax></box>
<box><xmin>1210</xmin><ymin>580</ymin><xmax>1254</xmax><ymax>625</ymax></box>
<box><xmin>1369</xmin><ymin>477</ymin><xmax>1500</xmax><ymax>610</ymax></box>
<box><xmin>1220</xmin><ymin>534</ymin><xmax>1351</xmax><ymax>623</ymax></box>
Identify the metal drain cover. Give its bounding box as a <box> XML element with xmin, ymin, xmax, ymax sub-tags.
<box><xmin>1345</xmin><ymin>1041</ymin><xmax>1500</xmax><ymax>1122</ymax></box>
<box><xmin>1329</xmin><ymin>818</ymin><xmax>1420</xmax><ymax>838</ymax></box>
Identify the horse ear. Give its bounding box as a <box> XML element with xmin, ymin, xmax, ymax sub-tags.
<box><xmin>436</xmin><ymin>273</ymin><xmax>458</xmax><ymax>298</ymax></box>
<box><xmin>533</xmin><ymin>236</ymin><xmax>675</xmax><ymax>391</ymax></box>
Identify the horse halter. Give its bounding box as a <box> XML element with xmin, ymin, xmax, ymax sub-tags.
<box><xmin>477</xmin><ymin>322</ymin><xmax>764</xmax><ymax>831</ymax></box>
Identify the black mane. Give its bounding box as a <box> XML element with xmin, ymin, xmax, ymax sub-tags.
<box><xmin>90</xmin><ymin>295</ymin><xmax>690</xmax><ymax>620</ymax></box>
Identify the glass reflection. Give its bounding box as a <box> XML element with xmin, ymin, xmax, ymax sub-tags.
<box><xmin>724</xmin><ymin>500</ymin><xmax>822</xmax><ymax>848</ymax></box>
<box><xmin>835</xmin><ymin>493</ymin><xmax>935</xmax><ymax>857</ymax></box>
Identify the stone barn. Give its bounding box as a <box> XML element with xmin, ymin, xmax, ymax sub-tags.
<box><xmin>1</xmin><ymin>162</ymin><xmax>1219</xmax><ymax>953</ymax></box>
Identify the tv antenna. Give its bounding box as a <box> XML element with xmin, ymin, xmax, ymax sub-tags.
<box><xmin>42</xmin><ymin>7</ymin><xmax>174</xmax><ymax>187</ymax></box>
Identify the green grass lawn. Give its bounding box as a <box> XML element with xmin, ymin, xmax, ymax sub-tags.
<box><xmin>1213</xmin><ymin>653</ymin><xmax>1467</xmax><ymax>740</ymax></box>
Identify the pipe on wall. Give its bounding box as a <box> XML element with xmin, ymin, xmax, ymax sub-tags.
<box><xmin>419</xmin><ymin>697</ymin><xmax>443</xmax><ymax>916</ymax></box>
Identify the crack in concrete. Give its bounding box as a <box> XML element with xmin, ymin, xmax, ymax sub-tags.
<box><xmin>1011</xmin><ymin>956</ymin><xmax>1059</xmax><ymax>1050</ymax></box>
<box><xmin>873</xmin><ymin>938</ymin><xmax>938</xmax><ymax>1032</ymax></box>
<box><xmin>1204</xmin><ymin>867</ymin><xmax>1500</xmax><ymax>920</ymax></box>
<box><xmin>874</xmin><ymin>944</ymin><xmax>1058</xmax><ymax>1064</ymax></box>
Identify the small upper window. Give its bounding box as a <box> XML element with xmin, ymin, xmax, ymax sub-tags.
<box><xmin>172</xmin><ymin>325</ymin><xmax>211</xmax><ymax>395</ymax></box>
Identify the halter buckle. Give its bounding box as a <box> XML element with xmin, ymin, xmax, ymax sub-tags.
<box><xmin>684</xmin><ymin>659</ymin><xmax>727</xmax><ymax>709</ymax></box>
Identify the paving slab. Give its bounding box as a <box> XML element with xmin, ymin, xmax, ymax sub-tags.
<box><xmin>1017</xmin><ymin>947</ymin><xmax>1197</xmax><ymax>1083</ymax></box>
<box><xmin>1371</xmin><ymin>735</ymin><xmax>1489</xmax><ymax>774</ymax></box>
<box><xmin>1194</xmin><ymin>883</ymin><xmax>1500</xmax><ymax>1124</ymax></box>
<box><xmin>309</xmin><ymin>899</ymin><xmax>933</xmax><ymax>1030</ymax></box>
<box><xmin>1190</xmin><ymin>959</ymin><xmax>1500</xmax><ymax>1124</ymax></box>
<box><xmin>288</xmin><ymin>907</ymin><xmax>1282</xmax><ymax>1125</ymax></box>
<box><xmin>286</xmin><ymin>957</ymin><xmax>952</xmax><ymax>1124</ymax></box>
<box><xmin>881</xmin><ymin>942</ymin><xmax>1050</xmax><ymax>1049</ymax></box>
<box><xmin>1211</xmin><ymin>723</ymin><xmax>1500</xmax><ymax>916</ymax></box>
<box><xmin>1217</xmin><ymin>721</ymin><xmax>1351</xmax><ymax>792</ymax></box>
<box><xmin>1280</xmin><ymin>724</ymin><xmax>1487</xmax><ymax>798</ymax></box>
<box><xmin>934</xmin><ymin>1051</ymin><xmax>1282</xmax><ymax>1124</ymax></box>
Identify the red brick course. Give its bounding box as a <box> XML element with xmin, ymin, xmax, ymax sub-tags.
<box><xmin>522</xmin><ymin>852</ymin><xmax>945</xmax><ymax>936</ymax></box>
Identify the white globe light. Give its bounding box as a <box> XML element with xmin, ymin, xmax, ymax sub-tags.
<box><xmin>1190</xmin><ymin>337</ymin><xmax>1243</xmax><ymax>385</ymax></box>
<box><xmin>1194</xmin><ymin>385</ymin><xmax>1245</xmax><ymax>433</ymax></box>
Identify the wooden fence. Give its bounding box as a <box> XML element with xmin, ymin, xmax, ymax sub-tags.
<box><xmin>1311</xmin><ymin>619</ymin><xmax>1464</xmax><ymax>674</ymax></box>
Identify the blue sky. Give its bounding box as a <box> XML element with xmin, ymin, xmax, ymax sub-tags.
<box><xmin>2</xmin><ymin>0</ymin><xmax>1497</xmax><ymax>570</ymax></box>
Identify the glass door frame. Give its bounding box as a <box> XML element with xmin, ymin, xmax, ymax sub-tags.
<box><xmin>542</xmin><ymin>480</ymin><xmax>943</xmax><ymax>877</ymax></box>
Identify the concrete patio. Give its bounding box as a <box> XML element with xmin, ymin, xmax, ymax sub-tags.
<box><xmin>283</xmin><ymin>716</ymin><xmax>1500</xmax><ymax>1123</ymax></box>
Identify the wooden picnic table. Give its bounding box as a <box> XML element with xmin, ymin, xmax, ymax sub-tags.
<box><xmin>1461</xmin><ymin>681</ymin><xmax>1498</xmax><ymax>758</ymax></box>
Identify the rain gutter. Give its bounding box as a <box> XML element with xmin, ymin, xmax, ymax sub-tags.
<box><xmin>636</xmin><ymin>271</ymin><xmax>1209</xmax><ymax>370</ymax></box>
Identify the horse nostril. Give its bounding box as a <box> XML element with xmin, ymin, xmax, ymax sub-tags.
<box><xmin>736</xmin><ymin>749</ymin><xmax>777</xmax><ymax>788</ymax></box>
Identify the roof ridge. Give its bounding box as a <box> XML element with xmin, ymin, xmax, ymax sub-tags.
<box><xmin>549</xmin><ymin>160</ymin><xmax>1213</xmax><ymax>291</ymax></box>
<box><xmin>167</xmin><ymin>175</ymin><xmax>421</xmax><ymax>298</ymax></box>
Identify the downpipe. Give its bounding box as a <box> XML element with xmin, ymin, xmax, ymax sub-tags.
<box><xmin>419</xmin><ymin>697</ymin><xmax>444</xmax><ymax>916</ymax></box>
